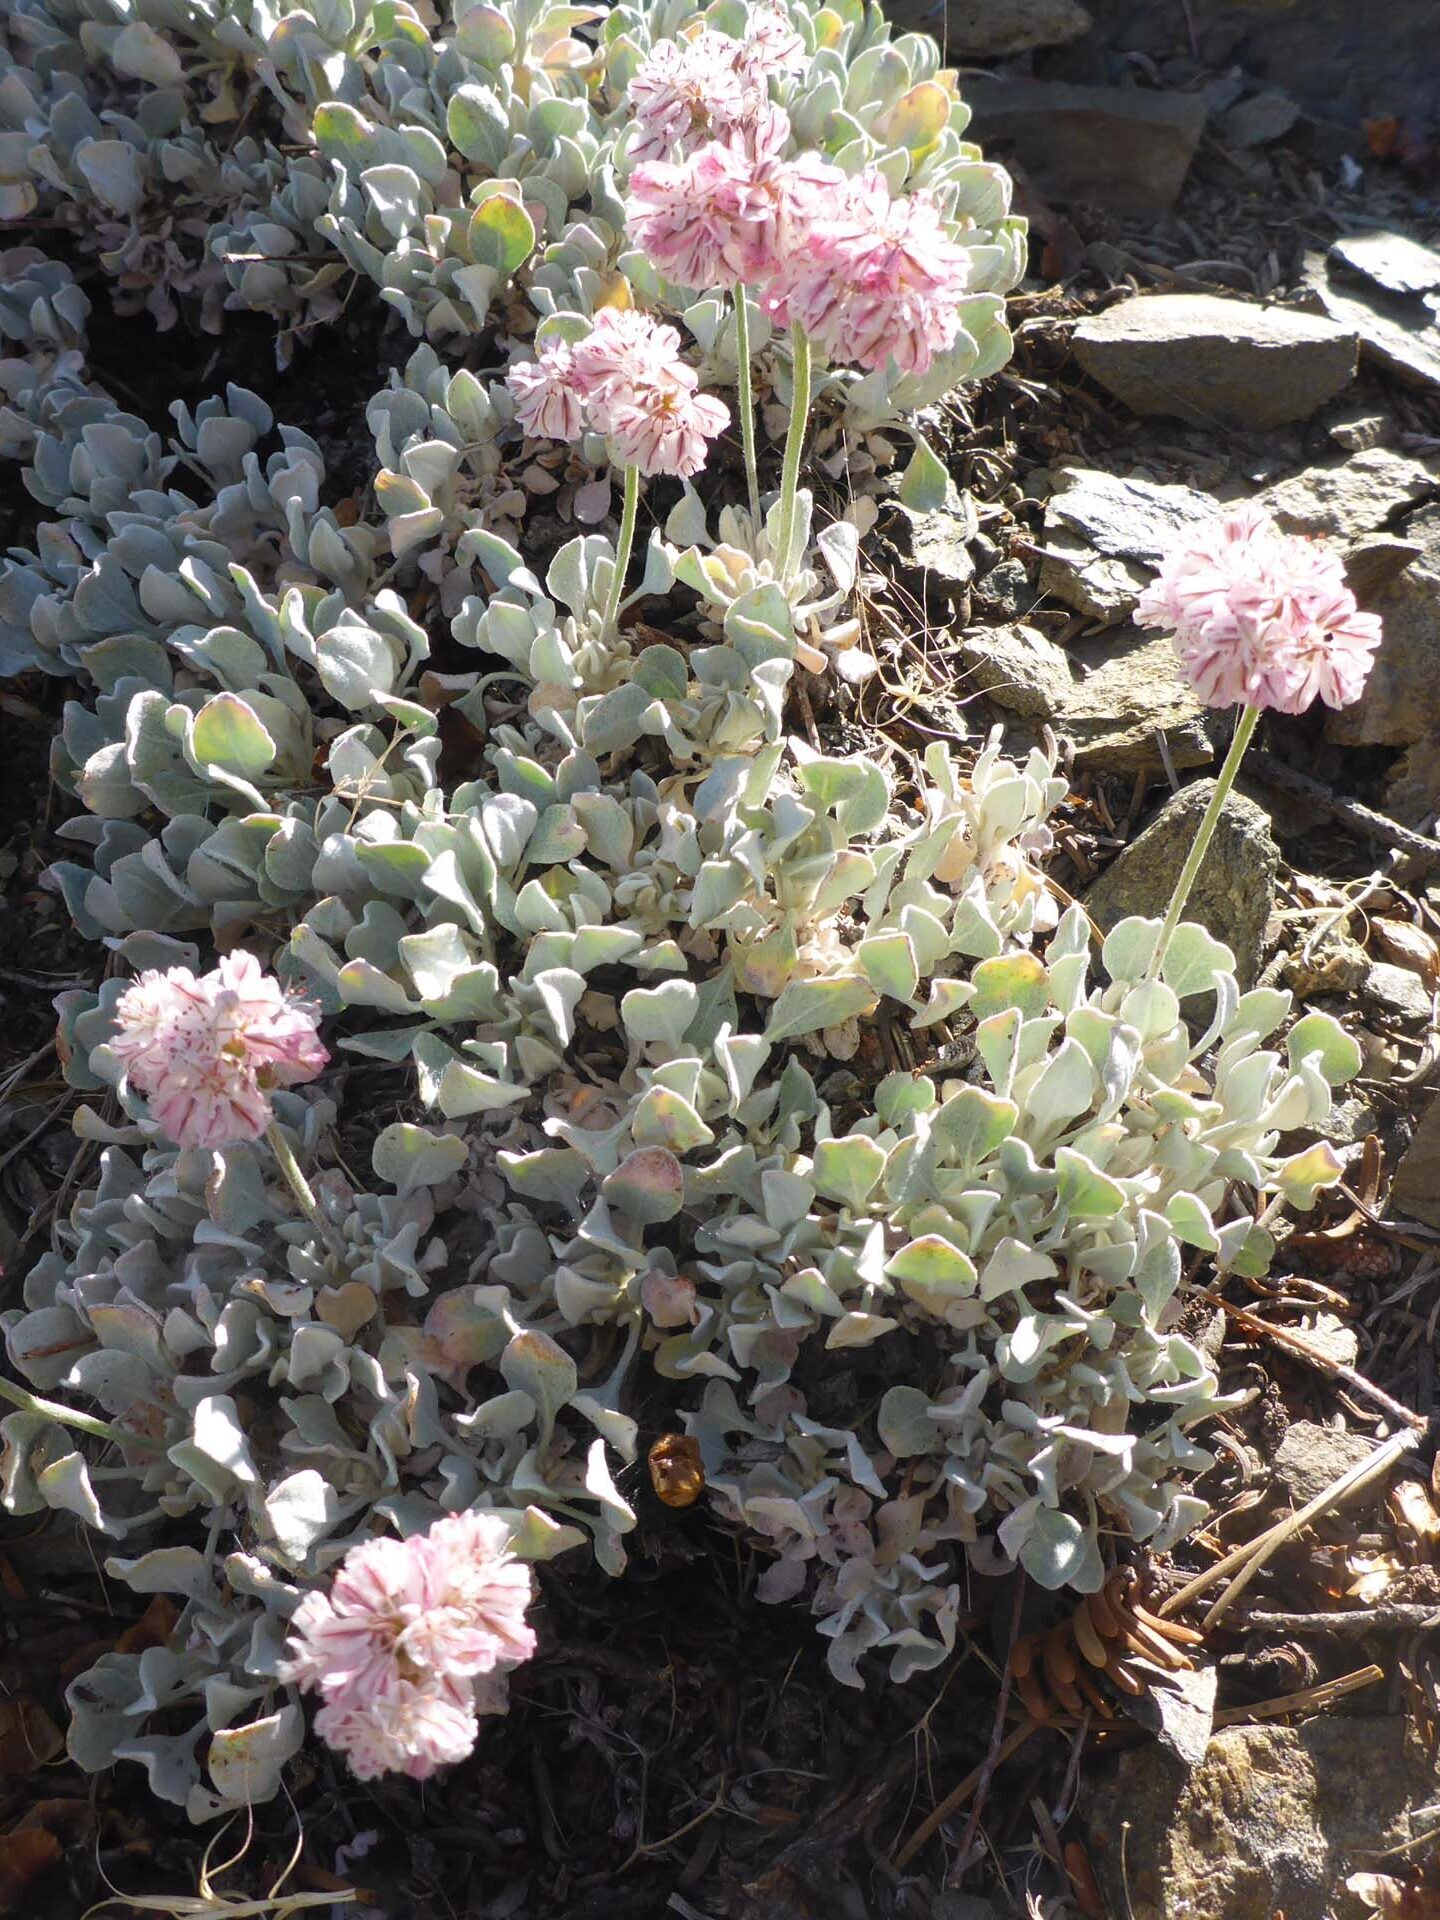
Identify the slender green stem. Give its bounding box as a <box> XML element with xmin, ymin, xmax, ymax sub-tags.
<box><xmin>0</xmin><ymin>1373</ymin><xmax>166</xmax><ymax>1453</ymax></box>
<box><xmin>775</xmin><ymin>323</ymin><xmax>812</xmax><ymax>589</ymax></box>
<box><xmin>1148</xmin><ymin>702</ymin><xmax>1262</xmax><ymax>980</ymax></box>
<box><xmin>265</xmin><ymin>1117</ymin><xmax>324</xmax><ymax>1229</ymax></box>
<box><xmin>732</xmin><ymin>281</ymin><xmax>762</xmax><ymax>529</ymax></box>
<box><xmin>601</xmin><ymin>462</ymin><xmax>641</xmax><ymax>641</ymax></box>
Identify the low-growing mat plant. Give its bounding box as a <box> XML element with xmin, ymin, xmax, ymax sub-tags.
<box><xmin>0</xmin><ymin>0</ymin><xmax>1379</xmax><ymax>1803</ymax></box>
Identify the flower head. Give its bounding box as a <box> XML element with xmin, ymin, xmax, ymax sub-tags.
<box><xmin>773</xmin><ymin>168</ymin><xmax>974</xmax><ymax>376</ymax></box>
<box><xmin>280</xmin><ymin>1510</ymin><xmax>537</xmax><ymax>1782</ymax></box>
<box><xmin>627</xmin><ymin>138</ymin><xmax>756</xmax><ymax>291</ymax></box>
<box><xmin>508</xmin><ymin>340</ymin><xmax>586</xmax><ymax>442</ymax></box>
<box><xmin>627</xmin><ymin>107</ymin><xmax>845</xmax><ymax>291</ymax></box>
<box><xmin>314</xmin><ymin>1677</ymin><xmax>477</xmax><ymax>1782</ymax></box>
<box><xmin>506</xmin><ymin>308</ymin><xmax>728</xmax><ymax>480</ymax></box>
<box><xmin>609</xmin><ymin>381</ymin><xmax>730</xmax><ymax>478</ymax></box>
<box><xmin>111</xmin><ymin>954</ymin><xmax>326</xmax><ymax>1149</ymax></box>
<box><xmin>736</xmin><ymin>2</ymin><xmax>805</xmax><ymax>81</ymax></box>
<box><xmin>628</xmin><ymin>30</ymin><xmax>766</xmax><ymax>163</ymax></box>
<box><xmin>1135</xmin><ymin>504</ymin><xmax>1384</xmax><ymax>713</ymax></box>
<box><xmin>570</xmin><ymin>306</ymin><xmax>689</xmax><ymax>429</ymax></box>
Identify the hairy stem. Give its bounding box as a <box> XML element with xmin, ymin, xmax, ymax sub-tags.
<box><xmin>601</xmin><ymin>462</ymin><xmax>641</xmax><ymax>640</ymax></box>
<box><xmin>775</xmin><ymin>323</ymin><xmax>812</xmax><ymax>589</ymax></box>
<box><xmin>0</xmin><ymin>1373</ymin><xmax>165</xmax><ymax>1453</ymax></box>
<box><xmin>732</xmin><ymin>281</ymin><xmax>762</xmax><ymax>528</ymax></box>
<box><xmin>265</xmin><ymin>1117</ymin><xmax>324</xmax><ymax>1229</ymax></box>
<box><xmin>1148</xmin><ymin>702</ymin><xmax>1262</xmax><ymax>980</ymax></box>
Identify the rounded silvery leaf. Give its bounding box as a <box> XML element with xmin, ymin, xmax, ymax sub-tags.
<box><xmin>74</xmin><ymin>139</ymin><xmax>146</xmax><ymax>216</ymax></box>
<box><xmin>1286</xmin><ymin>1011</ymin><xmax>1362</xmax><ymax>1087</ymax></box>
<box><xmin>1017</xmin><ymin>1505</ymin><xmax>1103</xmax><ymax>1592</ymax></box>
<box><xmin>204</xmin><ymin>1707</ymin><xmax>304</xmax><ymax>1811</ymax></box>
<box><xmin>811</xmin><ymin>1134</ymin><xmax>887</xmax><ymax>1210</ymax></box>
<box><xmin>1162</xmin><ymin>922</ymin><xmax>1235</xmax><ymax>999</ymax></box>
<box><xmin>185</xmin><ymin>693</ymin><xmax>277</xmax><ymax>781</ymax></box>
<box><xmin>878</xmin><ymin>1385</ymin><xmax>940</xmax><ymax>1457</ymax></box>
<box><xmin>603</xmin><ymin>1146</ymin><xmax>684</xmax><ymax>1225</ymax></box>
<box><xmin>372</xmin><ymin>1121</ymin><xmax>469</xmax><ymax>1195</ymax></box>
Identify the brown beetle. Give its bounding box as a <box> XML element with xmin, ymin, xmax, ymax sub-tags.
<box><xmin>646</xmin><ymin>1432</ymin><xmax>705</xmax><ymax>1509</ymax></box>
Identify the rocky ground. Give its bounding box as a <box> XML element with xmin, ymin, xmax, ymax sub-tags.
<box><xmin>3</xmin><ymin>2</ymin><xmax>1440</xmax><ymax>1917</ymax></box>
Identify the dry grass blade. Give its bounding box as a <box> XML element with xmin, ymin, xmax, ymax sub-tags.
<box><xmin>1212</xmin><ymin>1663</ymin><xmax>1385</xmax><ymax>1725</ymax></box>
<box><xmin>1160</xmin><ymin>1430</ymin><xmax>1420</xmax><ymax>1626</ymax></box>
<box><xmin>891</xmin><ymin>1719</ymin><xmax>1044</xmax><ymax>1871</ymax></box>
<box><xmin>82</xmin><ymin>1812</ymin><xmax>352</xmax><ymax>1920</ymax></box>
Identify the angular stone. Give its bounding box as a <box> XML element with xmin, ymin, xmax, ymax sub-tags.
<box><xmin>963</xmin><ymin>80</ymin><xmax>1207</xmax><ymax>215</ymax></box>
<box><xmin>1217</xmin><ymin>88</ymin><xmax>1300</xmax><ymax>148</ymax></box>
<box><xmin>1061</xmin><ymin>632</ymin><xmax>1215</xmax><ymax>776</ymax></box>
<box><xmin>1072</xmin><ymin>294</ymin><xmax>1359</xmax><ymax>428</ymax></box>
<box><xmin>1342</xmin><ymin>536</ymin><xmax>1423</xmax><ymax>603</ymax></box>
<box><xmin>1085</xmin><ymin>1720</ymin><xmax>1436</xmax><ymax>1920</ymax></box>
<box><xmin>1272</xmin><ymin>1420</ymin><xmax>1379</xmax><ymax>1506</ymax></box>
<box><xmin>1393</xmin><ymin>1095</ymin><xmax>1440</xmax><ymax>1228</ymax></box>
<box><xmin>1327</xmin><ymin>506</ymin><xmax>1440</xmax><ymax>751</ymax></box>
<box><xmin>937</xmin><ymin>0</ymin><xmax>1092</xmax><ymax>55</ymax></box>
<box><xmin>1328</xmin><ymin>407</ymin><xmax>1390</xmax><ymax>453</ymax></box>
<box><xmin>886</xmin><ymin>500</ymin><xmax>977</xmax><ymax>600</ymax></box>
<box><xmin>1364</xmin><ymin>959</ymin><xmax>1434</xmax><ymax>1023</ymax></box>
<box><xmin>1303</xmin><ymin>252</ymin><xmax>1440</xmax><ymax>393</ymax></box>
<box><xmin>1331</xmin><ymin>232</ymin><xmax>1440</xmax><ymax>298</ymax></box>
<box><xmin>975</xmin><ymin>556</ymin><xmax>1036</xmax><ymax>622</ymax></box>
<box><xmin>1258</xmin><ymin>447</ymin><xmax>1440</xmax><ymax>542</ymax></box>
<box><xmin>1083</xmin><ymin>779</ymin><xmax>1277</xmax><ymax>985</ymax></box>
<box><xmin>1039</xmin><ymin>466</ymin><xmax>1216</xmax><ymax>623</ymax></box>
<box><xmin>958</xmin><ymin>623</ymin><xmax>1074</xmax><ymax>718</ymax></box>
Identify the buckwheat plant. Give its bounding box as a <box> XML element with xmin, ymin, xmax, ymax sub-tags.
<box><xmin>0</xmin><ymin>0</ymin><xmax>1370</xmax><ymax>1824</ymax></box>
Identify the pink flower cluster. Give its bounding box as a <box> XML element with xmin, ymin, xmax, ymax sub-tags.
<box><xmin>508</xmin><ymin>307</ymin><xmax>729</xmax><ymax>477</ymax></box>
<box><xmin>280</xmin><ymin>1510</ymin><xmax>538</xmax><ymax>1782</ymax></box>
<box><xmin>111</xmin><ymin>952</ymin><xmax>327</xmax><ymax>1149</ymax></box>
<box><xmin>628</xmin><ymin>7</ymin><xmax>803</xmax><ymax>165</ymax></box>
<box><xmin>1135</xmin><ymin>504</ymin><xmax>1383</xmax><ymax>713</ymax></box>
<box><xmin>626</xmin><ymin>94</ymin><xmax>973</xmax><ymax>379</ymax></box>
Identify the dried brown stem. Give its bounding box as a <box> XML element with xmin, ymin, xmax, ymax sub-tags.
<box><xmin>1203</xmin><ymin>1292</ymin><xmax>1427</xmax><ymax>1431</ymax></box>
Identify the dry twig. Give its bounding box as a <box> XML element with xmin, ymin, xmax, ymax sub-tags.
<box><xmin>1160</xmin><ymin>1429</ymin><xmax>1421</xmax><ymax>1630</ymax></box>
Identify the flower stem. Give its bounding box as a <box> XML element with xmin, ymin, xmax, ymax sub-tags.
<box><xmin>601</xmin><ymin>462</ymin><xmax>641</xmax><ymax>641</ymax></box>
<box><xmin>265</xmin><ymin>1117</ymin><xmax>324</xmax><ymax>1229</ymax></box>
<box><xmin>732</xmin><ymin>281</ymin><xmax>762</xmax><ymax>529</ymax></box>
<box><xmin>1148</xmin><ymin>702</ymin><xmax>1262</xmax><ymax>980</ymax></box>
<box><xmin>775</xmin><ymin>323</ymin><xmax>812</xmax><ymax>590</ymax></box>
<box><xmin>0</xmin><ymin>1373</ymin><xmax>166</xmax><ymax>1453</ymax></box>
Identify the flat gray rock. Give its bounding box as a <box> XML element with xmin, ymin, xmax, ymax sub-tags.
<box><xmin>959</xmin><ymin>623</ymin><xmax>1074</xmax><ymax>718</ymax></box>
<box><xmin>1331</xmin><ymin>231</ymin><xmax>1440</xmax><ymax>298</ymax></box>
<box><xmin>1083</xmin><ymin>778</ymin><xmax>1277</xmax><ymax>986</ymax></box>
<box><xmin>1327</xmin><ymin>504</ymin><xmax>1440</xmax><ymax>752</ymax></box>
<box><xmin>939</xmin><ymin>0</ymin><xmax>1091</xmax><ymax>55</ymax></box>
<box><xmin>1217</xmin><ymin>88</ymin><xmax>1300</xmax><ymax>148</ymax></box>
<box><xmin>1272</xmin><ymin>1421</ymin><xmax>1379</xmax><ymax>1507</ymax></box>
<box><xmin>1039</xmin><ymin>466</ymin><xmax>1216</xmax><ymax>622</ymax></box>
<box><xmin>1303</xmin><ymin>251</ymin><xmax>1440</xmax><ymax>392</ymax></box>
<box><xmin>1258</xmin><ymin>446</ymin><xmax>1440</xmax><ymax>541</ymax></box>
<box><xmin>962</xmin><ymin>80</ymin><xmax>1206</xmax><ymax>214</ymax></box>
<box><xmin>886</xmin><ymin>501</ymin><xmax>977</xmax><ymax>600</ymax></box>
<box><xmin>1073</xmin><ymin>294</ymin><xmax>1359</xmax><ymax>428</ymax></box>
<box><xmin>1364</xmin><ymin>959</ymin><xmax>1435</xmax><ymax>1024</ymax></box>
<box><xmin>1058</xmin><ymin>629</ymin><xmax>1215</xmax><ymax>776</ymax></box>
